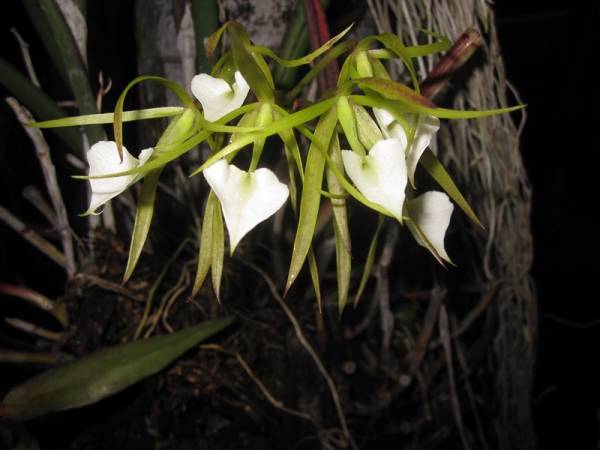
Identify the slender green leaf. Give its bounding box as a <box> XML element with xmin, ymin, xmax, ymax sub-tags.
<box><xmin>285</xmin><ymin>106</ymin><xmax>338</xmax><ymax>293</ymax></box>
<box><xmin>0</xmin><ymin>57</ymin><xmax>81</xmax><ymax>154</ymax></box>
<box><xmin>190</xmin><ymin>0</ymin><xmax>219</xmax><ymax>73</ymax></box>
<box><xmin>420</xmin><ymin>149</ymin><xmax>482</xmax><ymax>227</ymax></box>
<box><xmin>0</xmin><ymin>317</ymin><xmax>234</xmax><ymax>420</ymax></box>
<box><xmin>37</xmin><ymin>0</ymin><xmax>104</xmax><ymax>144</ymax></box>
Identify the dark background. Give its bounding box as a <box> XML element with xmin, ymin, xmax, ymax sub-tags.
<box><xmin>1</xmin><ymin>0</ymin><xmax>599</xmax><ymax>448</ymax></box>
<box><xmin>495</xmin><ymin>1</ymin><xmax>600</xmax><ymax>448</ymax></box>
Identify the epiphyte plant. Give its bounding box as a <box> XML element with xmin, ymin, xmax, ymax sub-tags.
<box><xmin>30</xmin><ymin>21</ymin><xmax>523</xmax><ymax>312</ymax></box>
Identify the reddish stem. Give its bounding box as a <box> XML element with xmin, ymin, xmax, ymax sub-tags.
<box><xmin>420</xmin><ymin>29</ymin><xmax>482</xmax><ymax>100</ymax></box>
<box><xmin>303</xmin><ymin>0</ymin><xmax>339</xmax><ymax>93</ymax></box>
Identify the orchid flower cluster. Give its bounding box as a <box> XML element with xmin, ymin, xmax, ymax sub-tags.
<box><xmin>35</xmin><ymin>22</ymin><xmax>520</xmax><ymax>311</ymax></box>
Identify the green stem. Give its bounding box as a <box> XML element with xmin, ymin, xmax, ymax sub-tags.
<box><xmin>190</xmin><ymin>0</ymin><xmax>219</xmax><ymax>73</ymax></box>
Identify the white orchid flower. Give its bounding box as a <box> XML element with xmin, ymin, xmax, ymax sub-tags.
<box><xmin>341</xmin><ymin>138</ymin><xmax>407</xmax><ymax>221</ymax></box>
<box><xmin>86</xmin><ymin>141</ymin><xmax>153</xmax><ymax>214</ymax></box>
<box><xmin>405</xmin><ymin>191</ymin><xmax>454</xmax><ymax>263</ymax></box>
<box><xmin>203</xmin><ymin>160</ymin><xmax>289</xmax><ymax>252</ymax></box>
<box><xmin>190</xmin><ymin>71</ymin><xmax>250</xmax><ymax>122</ymax></box>
<box><xmin>373</xmin><ymin>108</ymin><xmax>439</xmax><ymax>186</ymax></box>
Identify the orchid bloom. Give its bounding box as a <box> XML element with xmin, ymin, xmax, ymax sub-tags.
<box><xmin>373</xmin><ymin>108</ymin><xmax>439</xmax><ymax>187</ymax></box>
<box><xmin>191</xmin><ymin>71</ymin><xmax>250</xmax><ymax>122</ymax></box>
<box><xmin>86</xmin><ymin>140</ymin><xmax>153</xmax><ymax>214</ymax></box>
<box><xmin>405</xmin><ymin>191</ymin><xmax>454</xmax><ymax>263</ymax></box>
<box><xmin>203</xmin><ymin>160</ymin><xmax>289</xmax><ymax>252</ymax></box>
<box><xmin>341</xmin><ymin>138</ymin><xmax>407</xmax><ymax>221</ymax></box>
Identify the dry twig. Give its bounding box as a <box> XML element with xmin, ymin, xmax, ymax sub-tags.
<box><xmin>5</xmin><ymin>97</ymin><xmax>77</xmax><ymax>277</ymax></box>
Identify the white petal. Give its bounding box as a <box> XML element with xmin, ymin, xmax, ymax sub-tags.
<box><xmin>191</xmin><ymin>71</ymin><xmax>250</xmax><ymax>122</ymax></box>
<box><xmin>373</xmin><ymin>107</ymin><xmax>407</xmax><ymax>146</ymax></box>
<box><xmin>203</xmin><ymin>160</ymin><xmax>289</xmax><ymax>251</ymax></box>
<box><xmin>405</xmin><ymin>115</ymin><xmax>439</xmax><ymax>187</ymax></box>
<box><xmin>138</xmin><ymin>147</ymin><xmax>154</xmax><ymax>165</ymax></box>
<box><xmin>341</xmin><ymin>138</ymin><xmax>407</xmax><ymax>221</ymax></box>
<box><xmin>87</xmin><ymin>141</ymin><xmax>139</xmax><ymax>213</ymax></box>
<box><xmin>406</xmin><ymin>191</ymin><xmax>454</xmax><ymax>262</ymax></box>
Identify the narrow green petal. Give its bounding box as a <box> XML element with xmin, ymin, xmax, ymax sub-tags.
<box><xmin>28</xmin><ymin>107</ymin><xmax>185</xmax><ymax>128</ymax></box>
<box><xmin>211</xmin><ymin>200</ymin><xmax>225</xmax><ymax>300</ymax></box>
<box><xmin>123</xmin><ymin>169</ymin><xmax>162</xmax><ymax>283</ymax></box>
<box><xmin>192</xmin><ymin>192</ymin><xmax>217</xmax><ymax>297</ymax></box>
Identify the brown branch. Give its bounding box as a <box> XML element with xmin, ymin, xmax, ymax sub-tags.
<box><xmin>6</xmin><ymin>97</ymin><xmax>77</xmax><ymax>277</ymax></box>
<box><xmin>0</xmin><ymin>283</ymin><xmax>68</xmax><ymax>327</ymax></box>
<box><xmin>0</xmin><ymin>204</ymin><xmax>67</xmax><ymax>270</ymax></box>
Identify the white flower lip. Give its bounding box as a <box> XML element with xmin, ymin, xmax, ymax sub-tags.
<box><xmin>191</xmin><ymin>71</ymin><xmax>250</xmax><ymax>122</ymax></box>
<box><xmin>406</xmin><ymin>191</ymin><xmax>454</xmax><ymax>263</ymax></box>
<box><xmin>203</xmin><ymin>160</ymin><xmax>289</xmax><ymax>252</ymax></box>
<box><xmin>86</xmin><ymin>141</ymin><xmax>153</xmax><ymax>214</ymax></box>
<box><xmin>373</xmin><ymin>108</ymin><xmax>439</xmax><ymax>186</ymax></box>
<box><xmin>341</xmin><ymin>138</ymin><xmax>407</xmax><ymax>221</ymax></box>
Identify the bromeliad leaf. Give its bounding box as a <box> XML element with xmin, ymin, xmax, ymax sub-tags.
<box><xmin>0</xmin><ymin>318</ymin><xmax>234</xmax><ymax>420</ymax></box>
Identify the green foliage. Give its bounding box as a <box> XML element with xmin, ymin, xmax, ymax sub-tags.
<box><xmin>0</xmin><ymin>318</ymin><xmax>234</xmax><ymax>419</ymax></box>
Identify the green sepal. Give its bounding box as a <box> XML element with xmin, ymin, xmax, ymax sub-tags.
<box><xmin>285</xmin><ymin>106</ymin><xmax>338</xmax><ymax>294</ymax></box>
<box><xmin>307</xmin><ymin>249</ymin><xmax>322</xmax><ymax>311</ymax></box>
<box><xmin>336</xmin><ymin>96</ymin><xmax>366</xmax><ymax>156</ymax></box>
<box><xmin>113</xmin><ymin>75</ymin><xmax>193</xmax><ymax>160</ymax></box>
<box><xmin>27</xmin><ymin>107</ymin><xmax>185</xmax><ymax>128</ymax></box>
<box><xmin>251</xmin><ymin>24</ymin><xmax>353</xmax><ymax>68</ymax></box>
<box><xmin>190</xmin><ymin>97</ymin><xmax>337</xmax><ymax>177</ymax></box>
<box><xmin>289</xmin><ymin>40</ymin><xmax>355</xmax><ymax>98</ymax></box>
<box><xmin>352</xmin><ymin>103</ymin><xmax>383</xmax><ymax>149</ymax></box>
<box><xmin>351</xmin><ymin>83</ymin><xmax>525</xmax><ymax>118</ymax></box>
<box><xmin>75</xmin><ymin>104</ymin><xmax>258</xmax><ymax>182</ymax></box>
<box><xmin>326</xmin><ymin>134</ymin><xmax>352</xmax><ymax>314</ymax></box>
<box><xmin>211</xmin><ymin>199</ymin><xmax>225</xmax><ymax>300</ymax></box>
<box><xmin>192</xmin><ymin>192</ymin><xmax>218</xmax><ymax>297</ymax></box>
<box><xmin>123</xmin><ymin>109</ymin><xmax>197</xmax><ymax>282</ymax></box>
<box><xmin>228</xmin><ymin>21</ymin><xmax>274</xmax><ymax>101</ymax></box>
